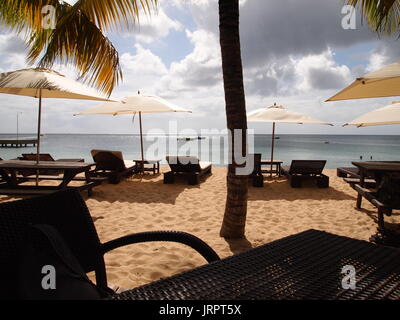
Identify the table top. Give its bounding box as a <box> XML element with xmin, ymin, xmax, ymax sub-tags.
<box><xmin>352</xmin><ymin>161</ymin><xmax>400</xmax><ymax>172</ymax></box>
<box><xmin>111</xmin><ymin>229</ymin><xmax>400</xmax><ymax>300</ymax></box>
<box><xmin>0</xmin><ymin>160</ymin><xmax>95</xmax><ymax>170</ymax></box>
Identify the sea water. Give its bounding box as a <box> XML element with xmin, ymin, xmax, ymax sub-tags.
<box><xmin>0</xmin><ymin>134</ymin><xmax>399</xmax><ymax>169</ymax></box>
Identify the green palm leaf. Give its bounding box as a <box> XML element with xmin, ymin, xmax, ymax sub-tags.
<box><xmin>347</xmin><ymin>0</ymin><xmax>400</xmax><ymax>35</ymax></box>
<box><xmin>0</xmin><ymin>0</ymin><xmax>158</xmax><ymax>96</ymax></box>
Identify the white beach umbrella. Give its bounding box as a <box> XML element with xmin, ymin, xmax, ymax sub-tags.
<box><xmin>327</xmin><ymin>62</ymin><xmax>400</xmax><ymax>101</ymax></box>
<box><xmin>77</xmin><ymin>94</ymin><xmax>192</xmax><ymax>172</ymax></box>
<box><xmin>344</xmin><ymin>101</ymin><xmax>400</xmax><ymax>127</ymax></box>
<box><xmin>248</xmin><ymin>103</ymin><xmax>333</xmax><ymax>174</ymax></box>
<box><xmin>0</xmin><ymin>68</ymin><xmax>113</xmax><ymax>164</ymax></box>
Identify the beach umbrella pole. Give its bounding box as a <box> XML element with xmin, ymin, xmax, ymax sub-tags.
<box><xmin>35</xmin><ymin>91</ymin><xmax>42</xmax><ymax>185</ymax></box>
<box><xmin>139</xmin><ymin>111</ymin><xmax>145</xmax><ymax>174</ymax></box>
<box><xmin>270</xmin><ymin>122</ymin><xmax>276</xmax><ymax>177</ymax></box>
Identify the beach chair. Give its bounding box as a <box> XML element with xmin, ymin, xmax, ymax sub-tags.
<box><xmin>90</xmin><ymin>150</ymin><xmax>137</xmax><ymax>184</ymax></box>
<box><xmin>281</xmin><ymin>160</ymin><xmax>329</xmax><ymax>188</ymax></box>
<box><xmin>0</xmin><ymin>189</ymin><xmax>220</xmax><ymax>300</ymax></box>
<box><xmin>249</xmin><ymin>153</ymin><xmax>264</xmax><ymax>187</ymax></box>
<box><xmin>164</xmin><ymin>156</ymin><xmax>212</xmax><ymax>185</ymax></box>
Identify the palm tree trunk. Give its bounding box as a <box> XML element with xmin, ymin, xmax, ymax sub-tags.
<box><xmin>218</xmin><ymin>0</ymin><xmax>248</xmax><ymax>239</ymax></box>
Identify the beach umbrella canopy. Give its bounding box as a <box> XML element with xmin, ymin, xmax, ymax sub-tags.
<box><xmin>77</xmin><ymin>94</ymin><xmax>191</xmax><ymax>172</ymax></box>
<box><xmin>327</xmin><ymin>62</ymin><xmax>400</xmax><ymax>101</ymax></box>
<box><xmin>248</xmin><ymin>103</ymin><xmax>333</xmax><ymax>174</ymax></box>
<box><xmin>344</xmin><ymin>101</ymin><xmax>400</xmax><ymax>127</ymax></box>
<box><xmin>0</xmin><ymin>68</ymin><xmax>112</xmax><ymax>164</ymax></box>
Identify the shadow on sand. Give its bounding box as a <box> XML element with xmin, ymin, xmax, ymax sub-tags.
<box><xmin>248</xmin><ymin>176</ymin><xmax>355</xmax><ymax>201</ymax></box>
<box><xmin>224</xmin><ymin>237</ymin><xmax>253</xmax><ymax>255</ymax></box>
<box><xmin>90</xmin><ymin>173</ymin><xmax>211</xmax><ymax>205</ymax></box>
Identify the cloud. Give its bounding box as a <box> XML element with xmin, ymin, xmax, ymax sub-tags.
<box><xmin>118</xmin><ymin>44</ymin><xmax>169</xmax><ymax>95</ymax></box>
<box><xmin>188</xmin><ymin>0</ymin><xmax>378</xmax><ymax>66</ymax></box>
<box><xmin>0</xmin><ymin>33</ymin><xmax>28</xmax><ymax>72</ymax></box>
<box><xmin>120</xmin><ymin>7</ymin><xmax>183</xmax><ymax>44</ymax></box>
<box><xmin>136</xmin><ymin>8</ymin><xmax>183</xmax><ymax>43</ymax></box>
<box><xmin>159</xmin><ymin>29</ymin><xmax>222</xmax><ymax>92</ymax></box>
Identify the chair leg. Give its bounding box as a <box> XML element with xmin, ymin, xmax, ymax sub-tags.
<box><xmin>252</xmin><ymin>175</ymin><xmax>264</xmax><ymax>187</ymax></box>
<box><xmin>356</xmin><ymin>194</ymin><xmax>362</xmax><ymax>209</ymax></box>
<box><xmin>337</xmin><ymin>169</ymin><xmax>347</xmax><ymax>178</ymax></box>
<box><xmin>377</xmin><ymin>208</ymin><xmax>386</xmax><ymax>232</ymax></box>
<box><xmin>163</xmin><ymin>172</ymin><xmax>175</xmax><ymax>184</ymax></box>
<box><xmin>290</xmin><ymin>175</ymin><xmax>302</xmax><ymax>188</ymax></box>
<box><xmin>317</xmin><ymin>175</ymin><xmax>329</xmax><ymax>188</ymax></box>
<box><xmin>188</xmin><ymin>174</ymin><xmax>200</xmax><ymax>185</ymax></box>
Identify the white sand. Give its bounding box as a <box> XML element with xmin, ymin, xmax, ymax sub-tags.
<box><xmin>2</xmin><ymin>167</ymin><xmax>399</xmax><ymax>290</ymax></box>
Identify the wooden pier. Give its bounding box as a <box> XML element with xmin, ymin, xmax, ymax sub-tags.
<box><xmin>0</xmin><ymin>138</ymin><xmax>38</xmax><ymax>148</ymax></box>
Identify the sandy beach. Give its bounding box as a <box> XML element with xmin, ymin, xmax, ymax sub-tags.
<box><xmin>1</xmin><ymin>167</ymin><xmax>399</xmax><ymax>291</ymax></box>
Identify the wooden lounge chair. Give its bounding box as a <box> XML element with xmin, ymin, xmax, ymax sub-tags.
<box><xmin>281</xmin><ymin>160</ymin><xmax>329</xmax><ymax>188</ymax></box>
<box><xmin>90</xmin><ymin>150</ymin><xmax>137</xmax><ymax>184</ymax></box>
<box><xmin>249</xmin><ymin>153</ymin><xmax>263</xmax><ymax>187</ymax></box>
<box><xmin>164</xmin><ymin>156</ymin><xmax>212</xmax><ymax>185</ymax></box>
<box><xmin>0</xmin><ymin>189</ymin><xmax>220</xmax><ymax>299</ymax></box>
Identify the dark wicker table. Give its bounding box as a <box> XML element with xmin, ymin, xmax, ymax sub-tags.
<box><xmin>111</xmin><ymin>230</ymin><xmax>400</xmax><ymax>300</ymax></box>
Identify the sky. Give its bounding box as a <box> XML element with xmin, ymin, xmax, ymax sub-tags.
<box><xmin>0</xmin><ymin>0</ymin><xmax>400</xmax><ymax>136</ymax></box>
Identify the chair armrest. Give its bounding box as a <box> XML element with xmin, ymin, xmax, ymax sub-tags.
<box><xmin>101</xmin><ymin>231</ymin><xmax>220</xmax><ymax>263</ymax></box>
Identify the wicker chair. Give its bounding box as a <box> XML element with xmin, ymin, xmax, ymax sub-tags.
<box><xmin>0</xmin><ymin>189</ymin><xmax>220</xmax><ymax>299</ymax></box>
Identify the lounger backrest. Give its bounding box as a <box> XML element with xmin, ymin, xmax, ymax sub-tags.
<box><xmin>22</xmin><ymin>153</ymin><xmax>55</xmax><ymax>161</ymax></box>
<box><xmin>252</xmin><ymin>153</ymin><xmax>262</xmax><ymax>175</ymax></box>
<box><xmin>166</xmin><ymin>156</ymin><xmax>202</xmax><ymax>173</ymax></box>
<box><xmin>289</xmin><ymin>160</ymin><xmax>326</xmax><ymax>175</ymax></box>
<box><xmin>0</xmin><ymin>189</ymin><xmax>103</xmax><ymax>299</ymax></box>
<box><xmin>91</xmin><ymin>149</ymin><xmax>126</xmax><ymax>171</ymax></box>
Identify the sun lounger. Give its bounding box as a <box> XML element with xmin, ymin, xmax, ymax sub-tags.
<box><xmin>164</xmin><ymin>156</ymin><xmax>212</xmax><ymax>185</ymax></box>
<box><xmin>90</xmin><ymin>150</ymin><xmax>137</xmax><ymax>184</ymax></box>
<box><xmin>281</xmin><ymin>160</ymin><xmax>329</xmax><ymax>188</ymax></box>
<box><xmin>0</xmin><ymin>189</ymin><xmax>220</xmax><ymax>299</ymax></box>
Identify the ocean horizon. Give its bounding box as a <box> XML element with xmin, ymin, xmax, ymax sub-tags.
<box><xmin>1</xmin><ymin>133</ymin><xmax>399</xmax><ymax>169</ymax></box>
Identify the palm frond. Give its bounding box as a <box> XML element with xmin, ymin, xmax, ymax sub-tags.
<box><xmin>35</xmin><ymin>11</ymin><xmax>122</xmax><ymax>96</ymax></box>
<box><xmin>347</xmin><ymin>0</ymin><xmax>400</xmax><ymax>35</ymax></box>
<box><xmin>0</xmin><ymin>0</ymin><xmax>61</xmax><ymax>31</ymax></box>
<box><xmin>0</xmin><ymin>0</ymin><xmax>159</xmax><ymax>95</ymax></box>
<box><xmin>73</xmin><ymin>0</ymin><xmax>158</xmax><ymax>31</ymax></box>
